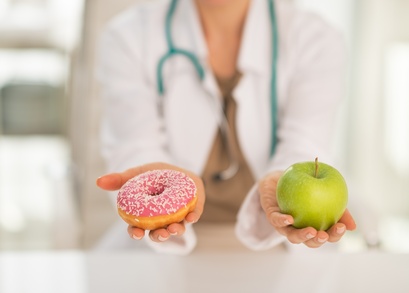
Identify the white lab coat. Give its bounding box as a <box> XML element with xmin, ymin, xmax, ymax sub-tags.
<box><xmin>97</xmin><ymin>0</ymin><xmax>346</xmax><ymax>254</ymax></box>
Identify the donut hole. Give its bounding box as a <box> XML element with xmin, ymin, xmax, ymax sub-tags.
<box><xmin>148</xmin><ymin>184</ymin><xmax>165</xmax><ymax>197</ymax></box>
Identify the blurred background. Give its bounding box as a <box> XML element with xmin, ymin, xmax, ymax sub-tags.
<box><xmin>0</xmin><ymin>0</ymin><xmax>408</xmax><ymax>253</ymax></box>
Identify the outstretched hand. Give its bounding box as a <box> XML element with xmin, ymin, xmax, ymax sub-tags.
<box><xmin>259</xmin><ymin>171</ymin><xmax>356</xmax><ymax>248</ymax></box>
<box><xmin>96</xmin><ymin>162</ymin><xmax>205</xmax><ymax>243</ymax></box>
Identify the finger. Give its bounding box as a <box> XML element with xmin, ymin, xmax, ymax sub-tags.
<box><xmin>303</xmin><ymin>231</ymin><xmax>329</xmax><ymax>248</ymax></box>
<box><xmin>185</xmin><ymin>211</ymin><xmax>199</xmax><ymax>224</ymax></box>
<box><xmin>96</xmin><ymin>169</ymin><xmax>144</xmax><ymax>191</ymax></box>
<box><xmin>338</xmin><ymin>209</ymin><xmax>357</xmax><ymax>231</ymax></box>
<box><xmin>96</xmin><ymin>173</ymin><xmax>124</xmax><ymax>191</ymax></box>
<box><xmin>127</xmin><ymin>226</ymin><xmax>145</xmax><ymax>240</ymax></box>
<box><xmin>149</xmin><ymin>228</ymin><xmax>171</xmax><ymax>242</ymax></box>
<box><xmin>282</xmin><ymin>226</ymin><xmax>317</xmax><ymax>244</ymax></box>
<box><xmin>267</xmin><ymin>211</ymin><xmax>294</xmax><ymax>228</ymax></box>
<box><xmin>327</xmin><ymin>223</ymin><xmax>346</xmax><ymax>243</ymax></box>
<box><xmin>258</xmin><ymin>171</ymin><xmax>283</xmax><ymax>213</ymax></box>
<box><xmin>166</xmin><ymin>222</ymin><xmax>186</xmax><ymax>236</ymax></box>
<box><xmin>96</xmin><ymin>162</ymin><xmax>185</xmax><ymax>191</ymax></box>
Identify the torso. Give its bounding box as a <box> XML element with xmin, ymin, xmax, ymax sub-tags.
<box><xmin>206</xmin><ymin>35</ymin><xmax>241</xmax><ymax>78</ymax></box>
<box><xmin>200</xmin><ymin>70</ymin><xmax>255</xmax><ymax>222</ymax></box>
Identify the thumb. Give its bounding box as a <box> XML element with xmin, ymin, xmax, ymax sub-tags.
<box><xmin>258</xmin><ymin>171</ymin><xmax>283</xmax><ymax>212</ymax></box>
<box><xmin>96</xmin><ymin>173</ymin><xmax>124</xmax><ymax>191</ymax></box>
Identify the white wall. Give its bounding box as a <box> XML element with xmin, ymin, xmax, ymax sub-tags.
<box><xmin>70</xmin><ymin>0</ymin><xmax>140</xmax><ymax>248</ymax></box>
<box><xmin>293</xmin><ymin>0</ymin><xmax>355</xmax><ymax>42</ymax></box>
<box><xmin>348</xmin><ymin>0</ymin><xmax>409</xmax><ymax>217</ymax></box>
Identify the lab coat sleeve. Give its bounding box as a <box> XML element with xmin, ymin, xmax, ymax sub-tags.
<box><xmin>96</xmin><ymin>17</ymin><xmax>196</xmax><ymax>255</ymax></box>
<box><xmin>236</xmin><ymin>14</ymin><xmax>347</xmax><ymax>250</ymax></box>
<box><xmin>268</xmin><ymin>14</ymin><xmax>347</xmax><ymax>172</ymax></box>
<box><xmin>235</xmin><ymin>185</ymin><xmax>287</xmax><ymax>250</ymax></box>
<box><xmin>97</xmin><ymin>25</ymin><xmax>172</xmax><ymax>173</ymax></box>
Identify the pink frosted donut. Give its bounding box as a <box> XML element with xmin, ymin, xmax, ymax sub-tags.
<box><xmin>117</xmin><ymin>169</ymin><xmax>197</xmax><ymax>230</ymax></box>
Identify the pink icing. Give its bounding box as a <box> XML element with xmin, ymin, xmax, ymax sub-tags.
<box><xmin>117</xmin><ymin>169</ymin><xmax>197</xmax><ymax>217</ymax></box>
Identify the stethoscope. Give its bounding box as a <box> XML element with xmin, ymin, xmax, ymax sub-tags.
<box><xmin>156</xmin><ymin>0</ymin><xmax>278</xmax><ymax>181</ymax></box>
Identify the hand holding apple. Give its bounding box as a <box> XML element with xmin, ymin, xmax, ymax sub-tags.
<box><xmin>276</xmin><ymin>158</ymin><xmax>348</xmax><ymax>231</ymax></box>
<box><xmin>259</xmin><ymin>161</ymin><xmax>356</xmax><ymax>248</ymax></box>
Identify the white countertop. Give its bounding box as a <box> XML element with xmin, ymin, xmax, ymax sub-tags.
<box><xmin>1</xmin><ymin>221</ymin><xmax>408</xmax><ymax>293</ymax></box>
<box><xmin>1</xmin><ymin>249</ymin><xmax>408</xmax><ymax>293</ymax></box>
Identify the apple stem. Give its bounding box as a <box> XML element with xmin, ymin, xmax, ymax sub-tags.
<box><xmin>315</xmin><ymin>157</ymin><xmax>319</xmax><ymax>178</ymax></box>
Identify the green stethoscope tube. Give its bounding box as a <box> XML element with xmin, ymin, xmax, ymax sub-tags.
<box><xmin>156</xmin><ymin>0</ymin><xmax>278</xmax><ymax>159</ymax></box>
<box><xmin>268</xmin><ymin>0</ymin><xmax>278</xmax><ymax>157</ymax></box>
<box><xmin>156</xmin><ymin>0</ymin><xmax>205</xmax><ymax>95</ymax></box>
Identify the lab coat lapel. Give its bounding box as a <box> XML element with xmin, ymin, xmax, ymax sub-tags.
<box><xmin>234</xmin><ymin>0</ymin><xmax>272</xmax><ymax>178</ymax></box>
<box><xmin>183</xmin><ymin>0</ymin><xmax>221</xmax><ymax>100</ymax></box>
<box><xmin>174</xmin><ymin>0</ymin><xmax>273</xmax><ymax>176</ymax></box>
<box><xmin>168</xmin><ymin>0</ymin><xmax>221</xmax><ymax>173</ymax></box>
<box><xmin>237</xmin><ymin>0</ymin><xmax>271</xmax><ymax>76</ymax></box>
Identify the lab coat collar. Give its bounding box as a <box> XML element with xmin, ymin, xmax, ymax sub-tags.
<box><xmin>182</xmin><ymin>0</ymin><xmax>220</xmax><ymax>99</ymax></box>
<box><xmin>183</xmin><ymin>0</ymin><xmax>272</xmax><ymax>77</ymax></box>
<box><xmin>184</xmin><ymin>0</ymin><xmax>208</xmax><ymax>62</ymax></box>
<box><xmin>238</xmin><ymin>0</ymin><xmax>272</xmax><ymax>76</ymax></box>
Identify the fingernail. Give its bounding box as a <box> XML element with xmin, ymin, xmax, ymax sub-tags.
<box><xmin>132</xmin><ymin>234</ymin><xmax>142</xmax><ymax>240</ymax></box>
<box><xmin>169</xmin><ymin>231</ymin><xmax>177</xmax><ymax>236</ymax></box>
<box><xmin>284</xmin><ymin>219</ymin><xmax>291</xmax><ymax>226</ymax></box>
<box><xmin>336</xmin><ymin>226</ymin><xmax>346</xmax><ymax>234</ymax></box>
<box><xmin>318</xmin><ymin>237</ymin><xmax>327</xmax><ymax>243</ymax></box>
<box><xmin>186</xmin><ymin>218</ymin><xmax>197</xmax><ymax>224</ymax></box>
<box><xmin>306</xmin><ymin>233</ymin><xmax>315</xmax><ymax>239</ymax></box>
<box><xmin>158</xmin><ymin>235</ymin><xmax>169</xmax><ymax>242</ymax></box>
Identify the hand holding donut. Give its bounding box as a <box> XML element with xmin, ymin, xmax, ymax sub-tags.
<box><xmin>96</xmin><ymin>162</ymin><xmax>205</xmax><ymax>243</ymax></box>
<box><xmin>258</xmin><ymin>171</ymin><xmax>356</xmax><ymax>248</ymax></box>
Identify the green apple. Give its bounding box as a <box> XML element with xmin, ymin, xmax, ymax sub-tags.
<box><xmin>276</xmin><ymin>158</ymin><xmax>348</xmax><ymax>231</ymax></box>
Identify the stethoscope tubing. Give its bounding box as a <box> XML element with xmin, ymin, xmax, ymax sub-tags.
<box><xmin>268</xmin><ymin>0</ymin><xmax>278</xmax><ymax>157</ymax></box>
<box><xmin>157</xmin><ymin>0</ymin><xmax>205</xmax><ymax>95</ymax></box>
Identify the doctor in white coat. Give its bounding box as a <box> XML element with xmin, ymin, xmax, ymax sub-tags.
<box><xmin>96</xmin><ymin>0</ymin><xmax>356</xmax><ymax>254</ymax></box>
